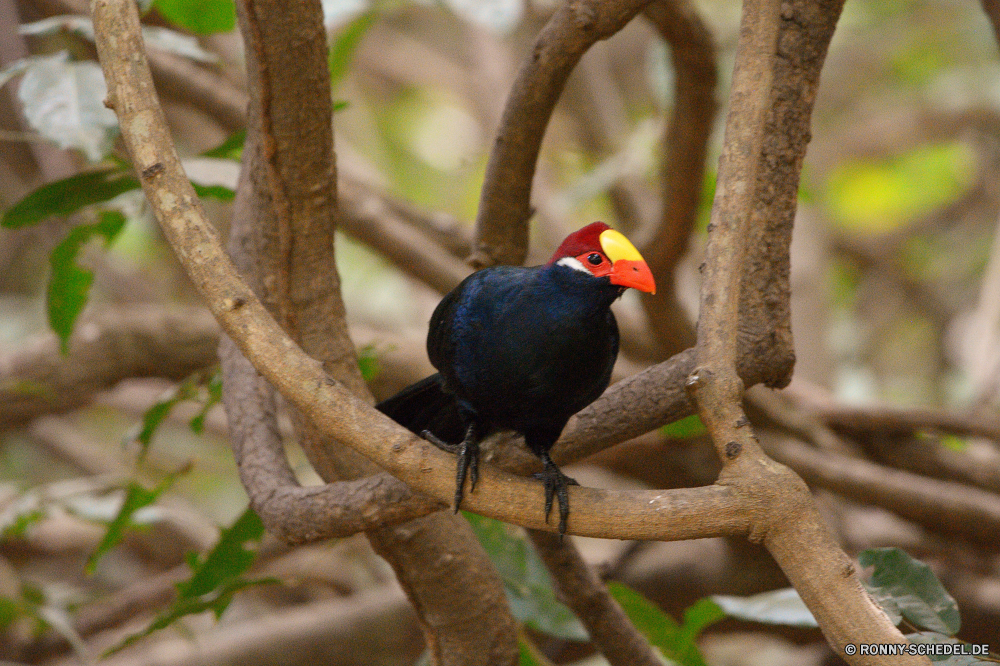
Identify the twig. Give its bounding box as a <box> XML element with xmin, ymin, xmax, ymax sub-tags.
<box><xmin>338</xmin><ymin>178</ymin><xmax>470</xmax><ymax>295</ymax></box>
<box><xmin>91</xmin><ymin>585</ymin><xmax>420</xmax><ymax>666</ymax></box>
<box><xmin>785</xmin><ymin>383</ymin><xmax>1000</xmax><ymax>443</ymax></box>
<box><xmin>764</xmin><ymin>433</ymin><xmax>1000</xmax><ymax>550</ymax></box>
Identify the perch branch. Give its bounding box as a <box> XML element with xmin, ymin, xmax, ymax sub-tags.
<box><xmin>89</xmin><ymin>0</ymin><xmax>753</xmax><ymax>542</ymax></box>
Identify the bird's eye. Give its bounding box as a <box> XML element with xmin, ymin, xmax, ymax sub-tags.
<box><xmin>587</xmin><ymin>253</ymin><xmax>603</xmax><ymax>265</ymax></box>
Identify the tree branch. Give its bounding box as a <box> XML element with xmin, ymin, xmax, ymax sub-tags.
<box><xmin>684</xmin><ymin>0</ymin><xmax>926</xmax><ymax>661</ymax></box>
<box><xmin>528</xmin><ymin>530</ymin><xmax>661</xmax><ymax>666</ymax></box>
<box><xmin>472</xmin><ymin>0</ymin><xmax>650</xmax><ymax>268</ymax></box>
<box><xmin>229</xmin><ymin>0</ymin><xmax>520</xmax><ymax>662</ymax></box>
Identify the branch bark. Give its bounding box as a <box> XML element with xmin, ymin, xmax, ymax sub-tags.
<box><xmin>528</xmin><ymin>530</ymin><xmax>662</xmax><ymax>666</ymax></box>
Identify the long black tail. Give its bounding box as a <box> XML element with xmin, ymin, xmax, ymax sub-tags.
<box><xmin>376</xmin><ymin>373</ymin><xmax>465</xmax><ymax>445</ymax></box>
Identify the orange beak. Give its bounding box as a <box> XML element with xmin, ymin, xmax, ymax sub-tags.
<box><xmin>610</xmin><ymin>259</ymin><xmax>656</xmax><ymax>294</ymax></box>
<box><xmin>599</xmin><ymin>229</ymin><xmax>656</xmax><ymax>294</ymax></box>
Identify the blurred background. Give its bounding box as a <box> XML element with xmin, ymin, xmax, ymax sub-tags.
<box><xmin>1</xmin><ymin>0</ymin><xmax>999</xmax><ymax>664</ymax></box>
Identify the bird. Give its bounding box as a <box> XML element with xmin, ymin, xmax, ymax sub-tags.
<box><xmin>376</xmin><ymin>222</ymin><xmax>655</xmax><ymax>534</ymax></box>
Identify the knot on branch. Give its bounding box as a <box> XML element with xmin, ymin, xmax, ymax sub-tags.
<box><xmin>718</xmin><ymin>456</ymin><xmax>812</xmax><ymax>544</ymax></box>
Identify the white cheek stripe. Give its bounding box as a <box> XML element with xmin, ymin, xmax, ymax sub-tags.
<box><xmin>556</xmin><ymin>256</ymin><xmax>590</xmax><ymax>274</ymax></box>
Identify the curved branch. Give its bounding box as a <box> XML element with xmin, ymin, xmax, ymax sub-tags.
<box><xmin>219</xmin><ymin>335</ymin><xmax>443</xmax><ymax>543</ymax></box>
<box><xmin>639</xmin><ymin>0</ymin><xmax>717</xmax><ymax>357</ymax></box>
<box><xmin>684</xmin><ymin>0</ymin><xmax>924</xmax><ymax>661</ymax></box>
<box><xmin>230</xmin><ymin>0</ymin><xmax>520</xmax><ymax>661</ymax></box>
<box><xmin>473</xmin><ymin>0</ymin><xmax>651</xmax><ymax>268</ymax></box>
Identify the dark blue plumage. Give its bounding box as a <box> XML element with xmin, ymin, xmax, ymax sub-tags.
<box><xmin>428</xmin><ymin>263</ymin><xmax>620</xmax><ymax>452</ymax></box>
<box><xmin>376</xmin><ymin>222</ymin><xmax>655</xmax><ymax>534</ymax></box>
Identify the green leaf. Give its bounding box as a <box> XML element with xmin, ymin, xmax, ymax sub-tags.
<box><xmin>905</xmin><ymin>631</ymin><xmax>995</xmax><ymax>665</ymax></box>
<box><xmin>3</xmin><ymin>508</ymin><xmax>46</xmax><ymax>538</ymax></box>
<box><xmin>179</xmin><ymin>507</ymin><xmax>266</xmax><ymax>599</ymax></box>
<box><xmin>609</xmin><ymin>582</ymin><xmax>722</xmax><ymax>666</ymax></box>
<box><xmin>712</xmin><ymin>587</ymin><xmax>818</xmax><ymax>627</ymax></box>
<box><xmin>517</xmin><ymin>636</ymin><xmax>553</xmax><ymax>666</ymax></box>
<box><xmin>86</xmin><ymin>476</ymin><xmax>175</xmax><ymax>575</ymax></box>
<box><xmin>463</xmin><ymin>513</ymin><xmax>588</xmax><ymax>641</ymax></box>
<box><xmin>107</xmin><ymin>576</ymin><xmax>272</xmax><ymax>656</ymax></box>
<box><xmin>860</xmin><ymin>547</ymin><xmax>961</xmax><ymax>635</ymax></box>
<box><xmin>104</xmin><ymin>507</ymin><xmax>273</xmax><ymax>656</ymax></box>
<box><xmin>660</xmin><ymin>414</ymin><xmax>707</xmax><ymax>439</ymax></box>
<box><xmin>824</xmin><ymin>142</ymin><xmax>974</xmax><ymax>234</ymax></box>
<box><xmin>2</xmin><ymin>169</ymin><xmax>138</xmax><ymax>229</ymax></box>
<box><xmin>0</xmin><ymin>597</ymin><xmax>20</xmax><ymax>628</ymax></box>
<box><xmin>154</xmin><ymin>0</ymin><xmax>235</xmax><ymax>34</ymax></box>
<box><xmin>191</xmin><ymin>182</ymin><xmax>235</xmax><ymax>201</ymax></box>
<box><xmin>131</xmin><ymin>371</ymin><xmax>220</xmax><ymax>457</ymax></box>
<box><xmin>200</xmin><ymin>129</ymin><xmax>245</xmax><ymax>160</ymax></box>
<box><xmin>47</xmin><ymin>210</ymin><xmax>128</xmax><ymax>353</ymax></box>
<box><xmin>189</xmin><ymin>371</ymin><xmax>223</xmax><ymax>434</ymax></box>
<box><xmin>328</xmin><ymin>10</ymin><xmax>378</xmax><ymax>90</ymax></box>
<box><xmin>356</xmin><ymin>344</ymin><xmax>382</xmax><ymax>382</ymax></box>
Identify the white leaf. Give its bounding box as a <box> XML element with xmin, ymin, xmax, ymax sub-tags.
<box><xmin>140</xmin><ymin>26</ymin><xmax>219</xmax><ymax>63</ymax></box>
<box><xmin>713</xmin><ymin>588</ymin><xmax>819</xmax><ymax>627</ymax></box>
<box><xmin>17</xmin><ymin>53</ymin><xmax>119</xmax><ymax>161</ymax></box>
<box><xmin>20</xmin><ymin>16</ymin><xmax>217</xmax><ymax>63</ymax></box>
<box><xmin>0</xmin><ymin>57</ymin><xmax>36</xmax><ymax>90</ymax></box>
<box><xmin>181</xmin><ymin>157</ymin><xmax>240</xmax><ymax>189</ymax></box>
<box><xmin>322</xmin><ymin>0</ymin><xmax>368</xmax><ymax>26</ymax></box>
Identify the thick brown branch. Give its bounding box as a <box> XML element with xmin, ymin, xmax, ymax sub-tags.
<box><xmin>685</xmin><ymin>0</ymin><xmax>924</xmax><ymax>661</ymax></box>
<box><xmin>231</xmin><ymin>1</ymin><xmax>520</xmax><ymax>662</ymax></box>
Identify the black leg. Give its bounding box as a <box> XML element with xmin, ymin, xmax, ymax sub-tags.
<box><xmin>422</xmin><ymin>423</ymin><xmax>478</xmax><ymax>512</ymax></box>
<box><xmin>534</xmin><ymin>452</ymin><xmax>578</xmax><ymax>535</ymax></box>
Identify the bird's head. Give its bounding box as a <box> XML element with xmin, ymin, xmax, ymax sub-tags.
<box><xmin>547</xmin><ymin>222</ymin><xmax>656</xmax><ymax>294</ymax></box>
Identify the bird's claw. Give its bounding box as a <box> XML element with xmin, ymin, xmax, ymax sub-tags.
<box><xmin>533</xmin><ymin>459</ymin><xmax>578</xmax><ymax>536</ymax></box>
<box><xmin>422</xmin><ymin>425</ymin><xmax>479</xmax><ymax>513</ymax></box>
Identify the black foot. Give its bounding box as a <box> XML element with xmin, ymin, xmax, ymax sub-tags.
<box><xmin>533</xmin><ymin>454</ymin><xmax>578</xmax><ymax>536</ymax></box>
<box><xmin>421</xmin><ymin>424</ymin><xmax>478</xmax><ymax>513</ymax></box>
